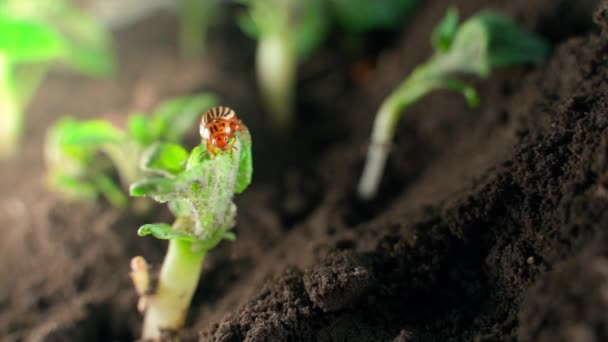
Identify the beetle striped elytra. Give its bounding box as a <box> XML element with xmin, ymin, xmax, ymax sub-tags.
<box><xmin>200</xmin><ymin>106</ymin><xmax>243</xmax><ymax>156</ymax></box>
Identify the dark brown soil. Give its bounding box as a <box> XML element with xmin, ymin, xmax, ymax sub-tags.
<box><xmin>1</xmin><ymin>0</ymin><xmax>607</xmax><ymax>341</ymax></box>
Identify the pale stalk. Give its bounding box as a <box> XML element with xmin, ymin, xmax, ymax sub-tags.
<box><xmin>256</xmin><ymin>31</ymin><xmax>296</xmax><ymax>133</ymax></box>
<box><xmin>142</xmin><ymin>238</ymin><xmax>206</xmax><ymax>340</ymax></box>
<box><xmin>357</xmin><ymin>65</ymin><xmax>436</xmax><ymax>200</ymax></box>
<box><xmin>0</xmin><ymin>54</ymin><xmax>20</xmax><ymax>158</ymax></box>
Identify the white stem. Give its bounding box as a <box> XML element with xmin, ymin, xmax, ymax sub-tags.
<box><xmin>142</xmin><ymin>239</ymin><xmax>205</xmax><ymax>340</ymax></box>
<box><xmin>358</xmin><ymin>100</ymin><xmax>399</xmax><ymax>200</ymax></box>
<box><xmin>0</xmin><ymin>54</ymin><xmax>20</xmax><ymax>158</ymax></box>
<box><xmin>257</xmin><ymin>32</ymin><xmax>296</xmax><ymax>133</ymax></box>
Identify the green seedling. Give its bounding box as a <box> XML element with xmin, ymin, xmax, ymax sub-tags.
<box><xmin>45</xmin><ymin>93</ymin><xmax>218</xmax><ymax>208</ymax></box>
<box><xmin>129</xmin><ymin>125</ymin><xmax>252</xmax><ymax>340</ymax></box>
<box><xmin>239</xmin><ymin>0</ymin><xmax>419</xmax><ymax>133</ymax></box>
<box><xmin>239</xmin><ymin>0</ymin><xmax>329</xmax><ymax>132</ymax></box>
<box><xmin>178</xmin><ymin>0</ymin><xmax>221</xmax><ymax>59</ymax></box>
<box><xmin>0</xmin><ymin>0</ymin><xmax>115</xmax><ymax>158</ymax></box>
<box><xmin>358</xmin><ymin>8</ymin><xmax>549</xmax><ymax>199</ymax></box>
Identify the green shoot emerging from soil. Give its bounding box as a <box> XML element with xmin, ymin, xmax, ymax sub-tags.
<box><xmin>358</xmin><ymin>8</ymin><xmax>549</xmax><ymax>199</ymax></box>
<box><xmin>129</xmin><ymin>123</ymin><xmax>252</xmax><ymax>340</ymax></box>
<box><xmin>45</xmin><ymin>94</ymin><xmax>217</xmax><ymax>208</ymax></box>
<box><xmin>0</xmin><ymin>0</ymin><xmax>115</xmax><ymax>158</ymax></box>
<box><xmin>239</xmin><ymin>0</ymin><xmax>328</xmax><ymax>132</ymax></box>
<box><xmin>239</xmin><ymin>0</ymin><xmax>419</xmax><ymax>133</ymax></box>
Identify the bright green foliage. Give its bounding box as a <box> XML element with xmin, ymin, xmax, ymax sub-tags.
<box><xmin>45</xmin><ymin>93</ymin><xmax>218</xmax><ymax>208</ymax></box>
<box><xmin>328</xmin><ymin>0</ymin><xmax>418</xmax><ymax>32</ymax></box>
<box><xmin>129</xmin><ymin>126</ymin><xmax>252</xmax><ymax>339</ymax></box>
<box><xmin>0</xmin><ymin>0</ymin><xmax>115</xmax><ymax>158</ymax></box>
<box><xmin>358</xmin><ymin>8</ymin><xmax>549</xmax><ymax>199</ymax></box>
<box><xmin>130</xmin><ymin>128</ymin><xmax>253</xmax><ymax>247</ymax></box>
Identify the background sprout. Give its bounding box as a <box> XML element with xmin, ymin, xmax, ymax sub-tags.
<box><xmin>45</xmin><ymin>93</ymin><xmax>218</xmax><ymax>208</ymax></box>
<box><xmin>129</xmin><ymin>125</ymin><xmax>252</xmax><ymax>340</ymax></box>
<box><xmin>238</xmin><ymin>0</ymin><xmax>329</xmax><ymax>133</ymax></box>
<box><xmin>0</xmin><ymin>0</ymin><xmax>115</xmax><ymax>158</ymax></box>
<box><xmin>178</xmin><ymin>0</ymin><xmax>221</xmax><ymax>59</ymax></box>
<box><xmin>357</xmin><ymin>8</ymin><xmax>549</xmax><ymax>200</ymax></box>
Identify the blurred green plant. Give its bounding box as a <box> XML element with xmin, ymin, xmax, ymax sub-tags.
<box><xmin>238</xmin><ymin>0</ymin><xmax>327</xmax><ymax>132</ymax></box>
<box><xmin>239</xmin><ymin>0</ymin><xmax>418</xmax><ymax>133</ymax></box>
<box><xmin>45</xmin><ymin>93</ymin><xmax>218</xmax><ymax>208</ymax></box>
<box><xmin>0</xmin><ymin>0</ymin><xmax>116</xmax><ymax>158</ymax></box>
<box><xmin>178</xmin><ymin>0</ymin><xmax>221</xmax><ymax>59</ymax></box>
<box><xmin>129</xmin><ymin>125</ymin><xmax>252</xmax><ymax>340</ymax></box>
<box><xmin>328</xmin><ymin>0</ymin><xmax>417</xmax><ymax>33</ymax></box>
<box><xmin>358</xmin><ymin>8</ymin><xmax>549</xmax><ymax>199</ymax></box>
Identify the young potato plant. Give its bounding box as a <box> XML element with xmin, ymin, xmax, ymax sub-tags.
<box><xmin>239</xmin><ymin>0</ymin><xmax>328</xmax><ymax>132</ymax></box>
<box><xmin>0</xmin><ymin>0</ymin><xmax>115</xmax><ymax>158</ymax></box>
<box><xmin>129</xmin><ymin>124</ymin><xmax>252</xmax><ymax>340</ymax></box>
<box><xmin>358</xmin><ymin>8</ymin><xmax>549</xmax><ymax>199</ymax></box>
<box><xmin>178</xmin><ymin>0</ymin><xmax>221</xmax><ymax>59</ymax></box>
<box><xmin>239</xmin><ymin>0</ymin><xmax>419</xmax><ymax>133</ymax></box>
<box><xmin>45</xmin><ymin>94</ymin><xmax>217</xmax><ymax>208</ymax></box>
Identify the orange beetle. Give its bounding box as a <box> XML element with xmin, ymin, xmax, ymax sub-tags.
<box><xmin>199</xmin><ymin>106</ymin><xmax>243</xmax><ymax>156</ymax></box>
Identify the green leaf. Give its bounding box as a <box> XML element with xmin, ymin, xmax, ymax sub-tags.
<box><xmin>141</xmin><ymin>142</ymin><xmax>189</xmax><ymax>176</ymax></box>
<box><xmin>431</xmin><ymin>7</ymin><xmax>458</xmax><ymax>52</ymax></box>
<box><xmin>294</xmin><ymin>0</ymin><xmax>329</xmax><ymax>58</ymax></box>
<box><xmin>49</xmin><ymin>172</ymin><xmax>98</xmax><ymax>200</ymax></box>
<box><xmin>223</xmin><ymin>231</ymin><xmax>237</xmax><ymax>241</ymax></box>
<box><xmin>234</xmin><ymin>129</ymin><xmax>253</xmax><ymax>194</ymax></box>
<box><xmin>54</xmin><ymin>8</ymin><xmax>115</xmax><ymax>77</ymax></box>
<box><xmin>54</xmin><ymin>118</ymin><xmax>123</xmax><ymax>147</ymax></box>
<box><xmin>138</xmin><ymin>223</ymin><xmax>195</xmax><ymax>241</ymax></box>
<box><xmin>151</xmin><ymin>93</ymin><xmax>218</xmax><ymax>143</ymax></box>
<box><xmin>329</xmin><ymin>0</ymin><xmax>418</xmax><ymax>32</ymax></box>
<box><xmin>432</xmin><ymin>77</ymin><xmax>480</xmax><ymax>107</ymax></box>
<box><xmin>94</xmin><ymin>174</ymin><xmax>128</xmax><ymax>208</ymax></box>
<box><xmin>0</xmin><ymin>15</ymin><xmax>68</xmax><ymax>62</ymax></box>
<box><xmin>130</xmin><ymin>177</ymin><xmax>175</xmax><ymax>198</ymax></box>
<box><xmin>442</xmin><ymin>18</ymin><xmax>490</xmax><ymax>77</ymax></box>
<box><xmin>126</xmin><ymin>113</ymin><xmax>152</xmax><ymax>145</ymax></box>
<box><xmin>475</xmin><ymin>12</ymin><xmax>549</xmax><ymax>67</ymax></box>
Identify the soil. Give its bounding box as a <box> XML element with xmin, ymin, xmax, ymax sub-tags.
<box><xmin>1</xmin><ymin>0</ymin><xmax>608</xmax><ymax>341</ymax></box>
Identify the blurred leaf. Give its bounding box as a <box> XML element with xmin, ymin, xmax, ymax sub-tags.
<box><xmin>234</xmin><ymin>129</ymin><xmax>253</xmax><ymax>194</ymax></box>
<box><xmin>151</xmin><ymin>93</ymin><xmax>218</xmax><ymax>143</ymax></box>
<box><xmin>126</xmin><ymin>113</ymin><xmax>153</xmax><ymax>146</ymax></box>
<box><xmin>138</xmin><ymin>223</ymin><xmax>196</xmax><ymax>241</ymax></box>
<box><xmin>141</xmin><ymin>142</ymin><xmax>189</xmax><ymax>176</ymax></box>
<box><xmin>294</xmin><ymin>0</ymin><xmax>329</xmax><ymax>58</ymax></box>
<box><xmin>0</xmin><ymin>15</ymin><xmax>68</xmax><ymax>62</ymax></box>
<box><xmin>475</xmin><ymin>12</ymin><xmax>549</xmax><ymax>67</ymax></box>
<box><xmin>130</xmin><ymin>177</ymin><xmax>175</xmax><ymax>198</ymax></box>
<box><xmin>94</xmin><ymin>174</ymin><xmax>128</xmax><ymax>208</ymax></box>
<box><xmin>55</xmin><ymin>118</ymin><xmax>123</xmax><ymax>148</ymax></box>
<box><xmin>55</xmin><ymin>8</ymin><xmax>115</xmax><ymax>77</ymax></box>
<box><xmin>329</xmin><ymin>0</ymin><xmax>418</xmax><ymax>32</ymax></box>
<box><xmin>50</xmin><ymin>172</ymin><xmax>98</xmax><ymax>200</ymax></box>
<box><xmin>431</xmin><ymin>7</ymin><xmax>458</xmax><ymax>52</ymax></box>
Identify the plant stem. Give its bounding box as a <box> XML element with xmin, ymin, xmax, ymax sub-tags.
<box><xmin>179</xmin><ymin>0</ymin><xmax>211</xmax><ymax>59</ymax></box>
<box><xmin>142</xmin><ymin>238</ymin><xmax>206</xmax><ymax>340</ymax></box>
<box><xmin>0</xmin><ymin>54</ymin><xmax>20</xmax><ymax>159</ymax></box>
<box><xmin>257</xmin><ymin>31</ymin><xmax>296</xmax><ymax>133</ymax></box>
<box><xmin>357</xmin><ymin>66</ymin><xmax>435</xmax><ymax>200</ymax></box>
